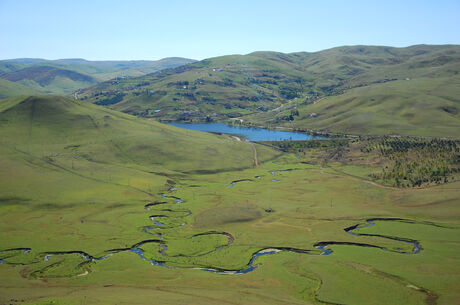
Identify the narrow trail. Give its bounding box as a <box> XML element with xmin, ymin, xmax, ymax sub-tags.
<box><xmin>250</xmin><ymin>142</ymin><xmax>259</xmax><ymax>167</ymax></box>
<box><xmin>322</xmin><ymin>164</ymin><xmax>397</xmax><ymax>190</ymax></box>
<box><xmin>229</xmin><ymin>135</ymin><xmax>258</xmax><ymax>167</ymax></box>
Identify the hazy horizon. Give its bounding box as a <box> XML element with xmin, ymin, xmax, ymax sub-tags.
<box><xmin>2</xmin><ymin>43</ymin><xmax>460</xmax><ymax>62</ymax></box>
<box><xmin>1</xmin><ymin>0</ymin><xmax>459</xmax><ymax>60</ymax></box>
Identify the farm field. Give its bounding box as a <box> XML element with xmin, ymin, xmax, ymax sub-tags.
<box><xmin>0</xmin><ymin>96</ymin><xmax>459</xmax><ymax>305</ymax></box>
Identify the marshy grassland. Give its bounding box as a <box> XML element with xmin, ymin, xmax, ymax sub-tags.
<box><xmin>0</xmin><ymin>96</ymin><xmax>459</xmax><ymax>305</ymax></box>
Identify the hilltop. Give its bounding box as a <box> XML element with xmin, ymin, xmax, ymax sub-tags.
<box><xmin>79</xmin><ymin>45</ymin><xmax>460</xmax><ymax>137</ymax></box>
<box><xmin>0</xmin><ymin>57</ymin><xmax>196</xmax><ymax>95</ymax></box>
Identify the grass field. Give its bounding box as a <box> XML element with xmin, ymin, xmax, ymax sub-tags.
<box><xmin>0</xmin><ymin>96</ymin><xmax>459</xmax><ymax>304</ymax></box>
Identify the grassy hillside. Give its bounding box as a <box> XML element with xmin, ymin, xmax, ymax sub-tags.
<box><xmin>0</xmin><ymin>61</ymin><xmax>24</xmax><ymax>74</ymax></box>
<box><xmin>79</xmin><ymin>53</ymin><xmax>310</xmax><ymax>117</ymax></box>
<box><xmin>0</xmin><ymin>95</ymin><xmax>276</xmax><ymax>176</ymax></box>
<box><xmin>78</xmin><ymin>45</ymin><xmax>460</xmax><ymax>137</ymax></box>
<box><xmin>0</xmin><ymin>58</ymin><xmax>196</xmax><ymax>95</ymax></box>
<box><xmin>1</xmin><ymin>66</ymin><xmax>97</xmax><ymax>95</ymax></box>
<box><xmin>0</xmin><ymin>78</ymin><xmax>41</xmax><ymax>98</ymax></box>
<box><xmin>249</xmin><ymin>76</ymin><xmax>460</xmax><ymax>137</ymax></box>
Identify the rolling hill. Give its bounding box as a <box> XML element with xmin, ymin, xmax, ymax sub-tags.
<box><xmin>78</xmin><ymin>45</ymin><xmax>460</xmax><ymax>137</ymax></box>
<box><xmin>0</xmin><ymin>78</ymin><xmax>41</xmax><ymax>98</ymax></box>
<box><xmin>248</xmin><ymin>75</ymin><xmax>460</xmax><ymax>137</ymax></box>
<box><xmin>0</xmin><ymin>95</ymin><xmax>276</xmax><ymax>178</ymax></box>
<box><xmin>1</xmin><ymin>66</ymin><xmax>96</xmax><ymax>95</ymax></box>
<box><xmin>0</xmin><ymin>94</ymin><xmax>280</xmax><ymax>229</ymax></box>
<box><xmin>0</xmin><ymin>57</ymin><xmax>196</xmax><ymax>95</ymax></box>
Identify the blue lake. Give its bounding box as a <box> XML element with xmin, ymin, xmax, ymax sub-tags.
<box><xmin>169</xmin><ymin>122</ymin><xmax>324</xmax><ymax>141</ymax></box>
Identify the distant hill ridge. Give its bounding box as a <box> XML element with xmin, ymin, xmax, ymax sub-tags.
<box><xmin>2</xmin><ymin>66</ymin><xmax>95</xmax><ymax>86</ymax></box>
<box><xmin>0</xmin><ymin>78</ymin><xmax>41</xmax><ymax>99</ymax></box>
<box><xmin>0</xmin><ymin>57</ymin><xmax>196</xmax><ymax>95</ymax></box>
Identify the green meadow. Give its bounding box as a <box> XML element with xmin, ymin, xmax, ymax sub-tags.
<box><xmin>0</xmin><ymin>96</ymin><xmax>459</xmax><ymax>304</ymax></box>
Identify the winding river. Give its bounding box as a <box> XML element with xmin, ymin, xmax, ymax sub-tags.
<box><xmin>0</xmin><ymin>169</ymin><xmax>442</xmax><ymax>278</ymax></box>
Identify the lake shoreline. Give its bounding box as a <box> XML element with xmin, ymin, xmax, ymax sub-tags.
<box><xmin>168</xmin><ymin>122</ymin><xmax>326</xmax><ymax>142</ymax></box>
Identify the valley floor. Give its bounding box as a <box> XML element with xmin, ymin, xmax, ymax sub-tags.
<box><xmin>1</xmin><ymin>151</ymin><xmax>459</xmax><ymax>305</ymax></box>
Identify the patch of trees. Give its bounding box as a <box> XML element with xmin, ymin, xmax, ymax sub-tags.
<box><xmin>167</xmin><ymin>81</ymin><xmax>189</xmax><ymax>88</ymax></box>
<box><xmin>278</xmin><ymin>109</ymin><xmax>300</xmax><ymax>121</ymax></box>
<box><xmin>265</xmin><ymin>139</ymin><xmax>348</xmax><ymax>152</ymax></box>
<box><xmin>268</xmin><ymin>136</ymin><xmax>459</xmax><ymax>188</ymax></box>
<box><xmin>278</xmin><ymin>83</ymin><xmax>302</xmax><ymax>99</ymax></box>
<box><xmin>135</xmin><ymin>81</ymin><xmax>150</xmax><ymax>87</ymax></box>
<box><xmin>365</xmin><ymin>137</ymin><xmax>460</xmax><ymax>187</ymax></box>
<box><xmin>193</xmin><ymin>79</ymin><xmax>205</xmax><ymax>85</ymax></box>
<box><xmin>363</xmin><ymin>137</ymin><xmax>460</xmax><ymax>155</ymax></box>
<box><xmin>279</xmin><ymin>89</ymin><xmax>298</xmax><ymax>99</ymax></box>
<box><xmin>247</xmin><ymin>78</ymin><xmax>278</xmax><ymax>85</ymax></box>
<box><xmin>94</xmin><ymin>93</ymin><xmax>126</xmax><ymax>106</ymax></box>
<box><xmin>202</xmin><ymin>96</ymin><xmax>216</xmax><ymax>105</ymax></box>
<box><xmin>238</xmin><ymin>96</ymin><xmax>260</xmax><ymax>102</ymax></box>
<box><xmin>175</xmin><ymin>92</ymin><xmax>196</xmax><ymax>101</ymax></box>
<box><xmin>213</xmin><ymin>79</ymin><xmax>236</xmax><ymax>87</ymax></box>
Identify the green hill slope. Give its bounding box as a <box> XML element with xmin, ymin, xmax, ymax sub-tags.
<box><xmin>0</xmin><ymin>58</ymin><xmax>196</xmax><ymax>95</ymax></box>
<box><xmin>52</xmin><ymin>57</ymin><xmax>198</xmax><ymax>79</ymax></box>
<box><xmin>0</xmin><ymin>78</ymin><xmax>41</xmax><ymax>98</ymax></box>
<box><xmin>1</xmin><ymin>66</ymin><xmax>97</xmax><ymax>95</ymax></box>
<box><xmin>0</xmin><ymin>95</ymin><xmax>275</xmax><ymax>174</ymax></box>
<box><xmin>0</xmin><ymin>61</ymin><xmax>24</xmax><ymax>74</ymax></box>
<box><xmin>0</xmin><ymin>95</ymin><xmax>278</xmax><ymax>204</ymax></box>
<box><xmin>78</xmin><ymin>45</ymin><xmax>460</xmax><ymax>137</ymax></box>
<box><xmin>79</xmin><ymin>52</ymin><xmax>316</xmax><ymax>117</ymax></box>
<box><xmin>249</xmin><ymin>76</ymin><xmax>460</xmax><ymax>137</ymax></box>
<box><xmin>0</xmin><ymin>94</ymin><xmax>279</xmax><ymax>211</ymax></box>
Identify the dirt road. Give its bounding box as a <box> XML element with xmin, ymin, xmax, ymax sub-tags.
<box><xmin>250</xmin><ymin>142</ymin><xmax>259</xmax><ymax>167</ymax></box>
